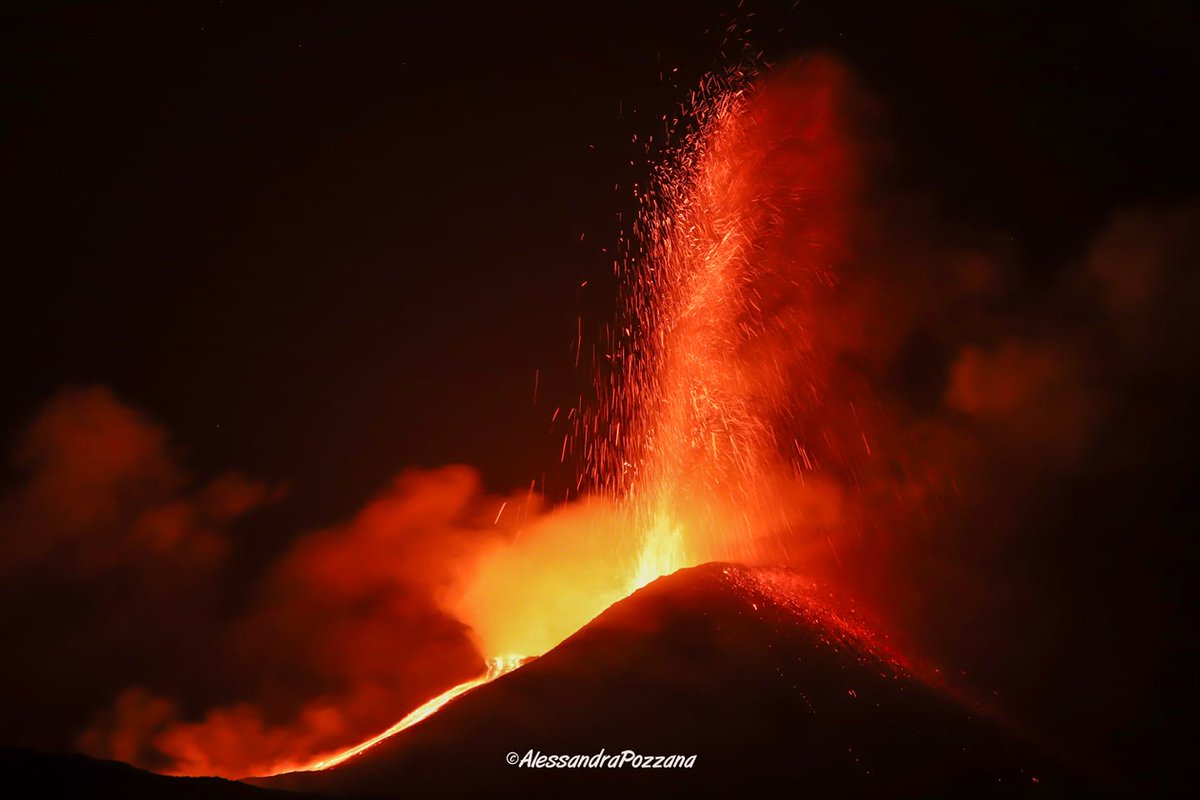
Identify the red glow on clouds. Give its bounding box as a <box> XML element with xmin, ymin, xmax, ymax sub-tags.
<box><xmin>1</xmin><ymin>54</ymin><xmax>1196</xmax><ymax>780</ymax></box>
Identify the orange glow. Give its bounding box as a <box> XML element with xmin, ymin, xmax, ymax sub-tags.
<box><xmin>450</xmin><ymin>497</ymin><xmax>635</xmax><ymax>658</ymax></box>
<box><xmin>271</xmin><ymin>656</ymin><xmax>525</xmax><ymax>775</ymax></box>
<box><xmin>589</xmin><ymin>56</ymin><xmax>859</xmax><ymax>590</ymax></box>
<box><xmin>287</xmin><ymin>57</ymin><xmax>863</xmax><ymax>776</ymax></box>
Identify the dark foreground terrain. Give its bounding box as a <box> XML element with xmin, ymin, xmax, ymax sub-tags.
<box><xmin>8</xmin><ymin>564</ymin><xmax>1092</xmax><ymax>798</ymax></box>
<box><xmin>0</xmin><ymin>747</ymin><xmax>306</xmax><ymax>799</ymax></box>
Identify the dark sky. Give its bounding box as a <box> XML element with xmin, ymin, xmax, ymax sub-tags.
<box><xmin>2</xmin><ymin>1</ymin><xmax>1199</xmax><ymax>787</ymax></box>
<box><xmin>6</xmin><ymin>1</ymin><xmax>1197</xmax><ymax>538</ymax></box>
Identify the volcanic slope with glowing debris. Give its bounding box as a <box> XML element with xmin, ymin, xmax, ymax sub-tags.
<box><xmin>264</xmin><ymin>563</ymin><xmax>1086</xmax><ymax>797</ymax></box>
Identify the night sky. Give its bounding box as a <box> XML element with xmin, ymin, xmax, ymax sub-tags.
<box><xmin>3</xmin><ymin>0</ymin><xmax>1198</xmax><ymax>792</ymax></box>
<box><xmin>7</xmin><ymin>1</ymin><xmax>1197</xmax><ymax>538</ymax></box>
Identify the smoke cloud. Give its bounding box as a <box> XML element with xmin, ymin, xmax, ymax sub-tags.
<box><xmin>0</xmin><ymin>388</ymin><xmax>507</xmax><ymax>775</ymax></box>
<box><xmin>0</xmin><ymin>385</ymin><xmax>644</xmax><ymax>777</ymax></box>
<box><xmin>703</xmin><ymin>57</ymin><xmax>1199</xmax><ymax>785</ymax></box>
<box><xmin>0</xmin><ymin>56</ymin><xmax>1193</xmax><ymax>786</ymax></box>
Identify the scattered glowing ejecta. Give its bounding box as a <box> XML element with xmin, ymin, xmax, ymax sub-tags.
<box><xmin>288</xmin><ymin>57</ymin><xmax>855</xmax><ymax>776</ymax></box>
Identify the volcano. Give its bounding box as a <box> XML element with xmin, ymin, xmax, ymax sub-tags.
<box><xmin>255</xmin><ymin>563</ymin><xmax>1083</xmax><ymax>797</ymax></box>
<box><xmin>4</xmin><ymin>563</ymin><xmax>1086</xmax><ymax>797</ymax></box>
<box><xmin>0</xmin><ymin>566</ymin><xmax>1089</xmax><ymax>796</ymax></box>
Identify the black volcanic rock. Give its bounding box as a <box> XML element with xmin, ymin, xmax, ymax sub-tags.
<box><xmin>266</xmin><ymin>563</ymin><xmax>1088</xmax><ymax>797</ymax></box>
<box><xmin>0</xmin><ymin>747</ymin><xmax>307</xmax><ymax>800</ymax></box>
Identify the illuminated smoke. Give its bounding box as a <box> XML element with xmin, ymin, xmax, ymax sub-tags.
<box><xmin>4</xmin><ymin>50</ymin><xmax>1191</xmax><ymax>781</ymax></box>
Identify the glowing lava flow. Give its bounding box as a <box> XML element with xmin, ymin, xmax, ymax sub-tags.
<box><xmin>276</xmin><ymin>656</ymin><xmax>525</xmax><ymax>775</ymax></box>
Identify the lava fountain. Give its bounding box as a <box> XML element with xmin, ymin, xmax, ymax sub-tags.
<box><xmin>593</xmin><ymin>55</ymin><xmax>859</xmax><ymax>589</ymax></box>
<box><xmin>277</xmin><ymin>55</ymin><xmax>864</xmax><ymax>777</ymax></box>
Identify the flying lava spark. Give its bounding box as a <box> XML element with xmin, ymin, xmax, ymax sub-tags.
<box><xmin>591</xmin><ymin>56</ymin><xmax>859</xmax><ymax>589</ymax></box>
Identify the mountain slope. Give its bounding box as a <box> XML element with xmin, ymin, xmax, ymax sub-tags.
<box><xmin>0</xmin><ymin>748</ymin><xmax>307</xmax><ymax>800</ymax></box>
<box><xmin>266</xmin><ymin>563</ymin><xmax>1084</xmax><ymax>797</ymax></box>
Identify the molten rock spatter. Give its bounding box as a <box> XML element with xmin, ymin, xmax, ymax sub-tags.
<box><xmin>587</xmin><ymin>56</ymin><xmax>867</xmax><ymax>590</ymax></box>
